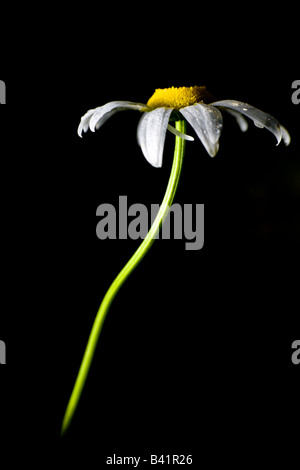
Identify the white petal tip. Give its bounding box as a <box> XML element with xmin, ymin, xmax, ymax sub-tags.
<box><xmin>167</xmin><ymin>124</ymin><xmax>194</xmax><ymax>141</ymax></box>
<box><xmin>281</xmin><ymin>126</ymin><xmax>291</xmax><ymax>146</ymax></box>
<box><xmin>209</xmin><ymin>147</ymin><xmax>219</xmax><ymax>157</ymax></box>
<box><xmin>184</xmin><ymin>134</ymin><xmax>195</xmax><ymax>142</ymax></box>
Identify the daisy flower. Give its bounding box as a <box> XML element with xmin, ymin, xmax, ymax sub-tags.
<box><xmin>62</xmin><ymin>86</ymin><xmax>290</xmax><ymax>435</ymax></box>
<box><xmin>78</xmin><ymin>85</ymin><xmax>290</xmax><ymax>167</ymax></box>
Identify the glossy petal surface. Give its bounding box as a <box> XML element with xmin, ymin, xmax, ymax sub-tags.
<box><xmin>212</xmin><ymin>100</ymin><xmax>284</xmax><ymax>145</ymax></box>
<box><xmin>78</xmin><ymin>101</ymin><xmax>146</xmax><ymax>137</ymax></box>
<box><xmin>137</xmin><ymin>108</ymin><xmax>173</xmax><ymax>167</ymax></box>
<box><xmin>180</xmin><ymin>103</ymin><xmax>223</xmax><ymax>157</ymax></box>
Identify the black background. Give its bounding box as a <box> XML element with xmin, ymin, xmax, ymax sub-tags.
<box><xmin>1</xmin><ymin>5</ymin><xmax>299</xmax><ymax>468</ymax></box>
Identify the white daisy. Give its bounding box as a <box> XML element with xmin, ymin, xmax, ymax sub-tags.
<box><xmin>78</xmin><ymin>85</ymin><xmax>291</xmax><ymax>168</ymax></box>
<box><xmin>62</xmin><ymin>86</ymin><xmax>291</xmax><ymax>435</ymax></box>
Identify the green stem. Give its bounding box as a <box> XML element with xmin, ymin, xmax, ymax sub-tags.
<box><xmin>61</xmin><ymin>120</ymin><xmax>187</xmax><ymax>435</ymax></box>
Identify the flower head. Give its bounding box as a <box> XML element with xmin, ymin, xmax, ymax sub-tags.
<box><xmin>78</xmin><ymin>85</ymin><xmax>291</xmax><ymax>168</ymax></box>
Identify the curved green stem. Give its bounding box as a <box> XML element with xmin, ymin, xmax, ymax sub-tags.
<box><xmin>61</xmin><ymin>120</ymin><xmax>186</xmax><ymax>435</ymax></box>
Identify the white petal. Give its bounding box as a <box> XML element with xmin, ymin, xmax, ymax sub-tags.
<box><xmin>89</xmin><ymin>101</ymin><xmax>147</xmax><ymax>132</ymax></box>
<box><xmin>137</xmin><ymin>108</ymin><xmax>173</xmax><ymax>168</ymax></box>
<box><xmin>167</xmin><ymin>124</ymin><xmax>194</xmax><ymax>141</ymax></box>
<box><xmin>221</xmin><ymin>108</ymin><xmax>249</xmax><ymax>132</ymax></box>
<box><xmin>77</xmin><ymin>108</ymin><xmax>96</xmax><ymax>137</ymax></box>
<box><xmin>280</xmin><ymin>125</ymin><xmax>291</xmax><ymax>146</ymax></box>
<box><xmin>180</xmin><ymin>103</ymin><xmax>223</xmax><ymax>157</ymax></box>
<box><xmin>77</xmin><ymin>101</ymin><xmax>147</xmax><ymax>137</ymax></box>
<box><xmin>212</xmin><ymin>100</ymin><xmax>283</xmax><ymax>145</ymax></box>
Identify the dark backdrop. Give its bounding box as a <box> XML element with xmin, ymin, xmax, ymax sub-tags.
<box><xmin>1</xmin><ymin>6</ymin><xmax>299</xmax><ymax>468</ymax></box>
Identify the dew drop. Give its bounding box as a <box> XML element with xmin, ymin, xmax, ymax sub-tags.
<box><xmin>254</xmin><ymin>121</ymin><xmax>264</xmax><ymax>128</ymax></box>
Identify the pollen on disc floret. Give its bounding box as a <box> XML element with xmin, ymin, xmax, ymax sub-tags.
<box><xmin>146</xmin><ymin>86</ymin><xmax>213</xmax><ymax>110</ymax></box>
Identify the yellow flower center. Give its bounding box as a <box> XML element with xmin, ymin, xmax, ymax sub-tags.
<box><xmin>147</xmin><ymin>86</ymin><xmax>213</xmax><ymax>110</ymax></box>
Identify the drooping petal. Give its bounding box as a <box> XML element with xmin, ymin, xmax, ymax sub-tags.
<box><xmin>77</xmin><ymin>108</ymin><xmax>97</xmax><ymax>137</ymax></box>
<box><xmin>137</xmin><ymin>108</ymin><xmax>173</xmax><ymax>168</ymax></box>
<box><xmin>180</xmin><ymin>103</ymin><xmax>223</xmax><ymax>157</ymax></box>
<box><xmin>221</xmin><ymin>108</ymin><xmax>249</xmax><ymax>132</ymax></box>
<box><xmin>280</xmin><ymin>125</ymin><xmax>291</xmax><ymax>146</ymax></box>
<box><xmin>167</xmin><ymin>124</ymin><xmax>194</xmax><ymax>141</ymax></box>
<box><xmin>77</xmin><ymin>101</ymin><xmax>147</xmax><ymax>137</ymax></box>
<box><xmin>212</xmin><ymin>100</ymin><xmax>285</xmax><ymax>145</ymax></box>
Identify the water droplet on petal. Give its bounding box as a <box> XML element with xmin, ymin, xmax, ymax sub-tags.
<box><xmin>254</xmin><ymin>120</ymin><xmax>264</xmax><ymax>129</ymax></box>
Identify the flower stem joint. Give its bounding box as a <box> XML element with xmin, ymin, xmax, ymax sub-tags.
<box><xmin>61</xmin><ymin>86</ymin><xmax>291</xmax><ymax>435</ymax></box>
